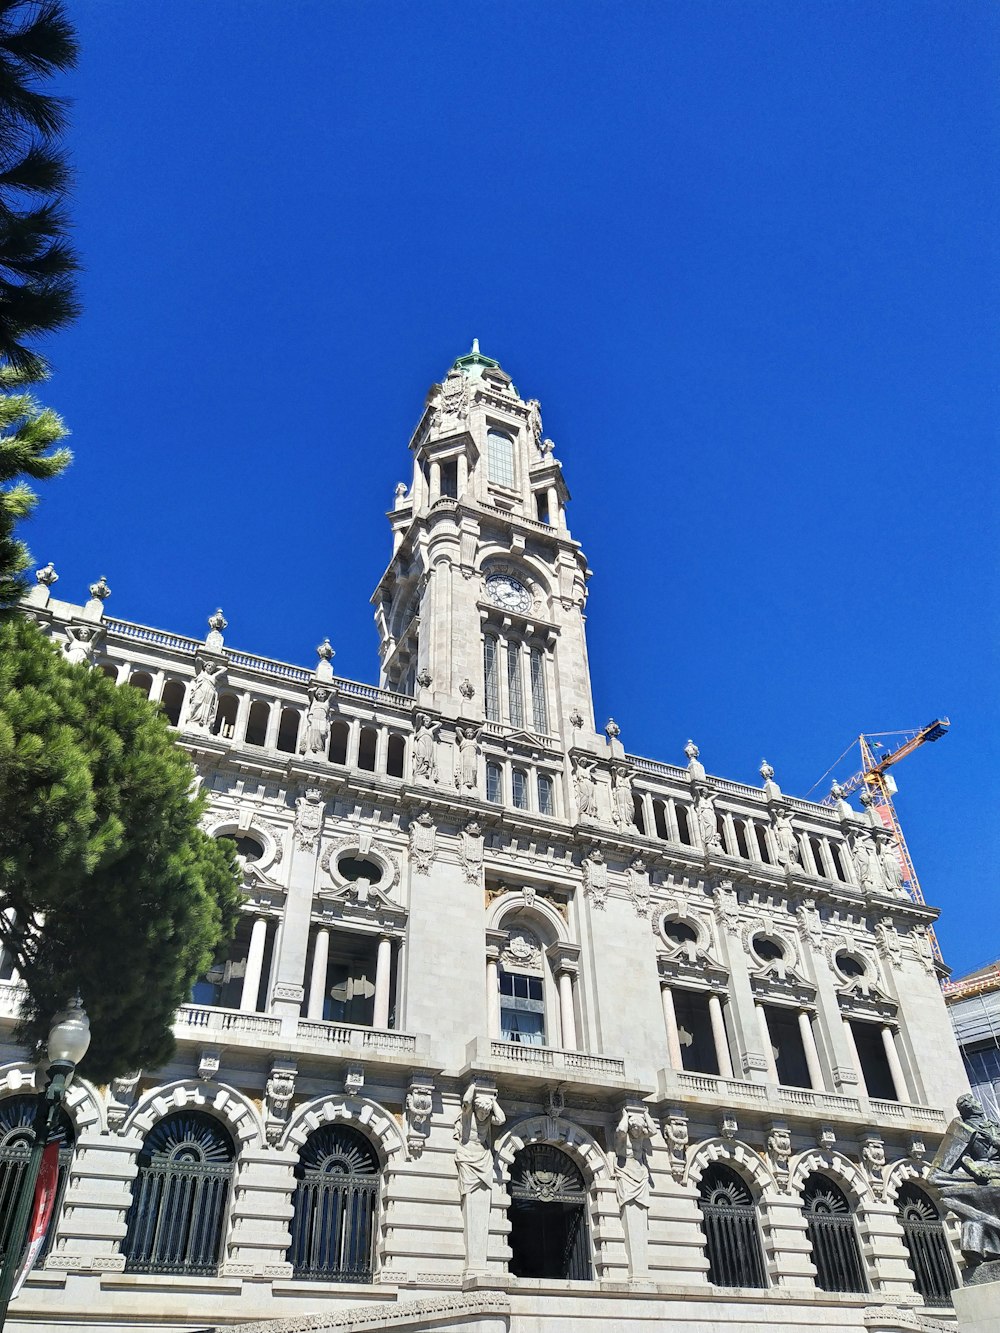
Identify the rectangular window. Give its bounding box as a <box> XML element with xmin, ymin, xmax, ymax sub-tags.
<box><xmin>673</xmin><ymin>989</ymin><xmax>722</xmax><ymax>1076</ymax></box>
<box><xmin>850</xmin><ymin>1020</ymin><xmax>898</xmax><ymax>1101</ymax></box>
<box><xmin>763</xmin><ymin>1004</ymin><xmax>811</xmax><ymax>1088</ymax></box>
<box><xmin>483</xmin><ymin>637</ymin><xmax>500</xmax><ymax>721</ymax></box>
<box><xmin>512</xmin><ymin>768</ymin><xmax>529</xmax><ymax>809</ymax></box>
<box><xmin>440</xmin><ymin>459</ymin><xmax>458</xmax><ymax>498</ymax></box>
<box><xmin>537</xmin><ymin>773</ymin><xmax>554</xmax><ymax>816</ymax></box>
<box><xmin>499</xmin><ymin>970</ymin><xmax>545</xmax><ymax>1045</ymax></box>
<box><xmin>507</xmin><ymin>641</ymin><xmax>524</xmax><ymax>728</ymax></box>
<box><xmin>487</xmin><ymin>429</ymin><xmax>516</xmax><ymax>488</ymax></box>
<box><xmin>486</xmin><ymin>761</ymin><xmax>503</xmax><ymax>803</ymax></box>
<box><xmin>530</xmin><ymin>647</ymin><xmax>548</xmax><ymax>732</ymax></box>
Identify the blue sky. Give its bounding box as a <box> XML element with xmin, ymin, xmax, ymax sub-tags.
<box><xmin>25</xmin><ymin>2</ymin><xmax>997</xmax><ymax>974</ymax></box>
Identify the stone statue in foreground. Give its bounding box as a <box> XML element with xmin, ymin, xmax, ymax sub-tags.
<box><xmin>930</xmin><ymin>1093</ymin><xmax>1000</xmax><ymax>1285</ymax></box>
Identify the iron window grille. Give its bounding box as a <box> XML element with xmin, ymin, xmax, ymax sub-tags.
<box><xmin>802</xmin><ymin>1173</ymin><xmax>868</xmax><ymax>1293</ymax></box>
<box><xmin>287</xmin><ymin>1125</ymin><xmax>380</xmax><ymax>1281</ymax></box>
<box><xmin>123</xmin><ymin>1111</ymin><xmax>235</xmax><ymax>1275</ymax></box>
<box><xmin>897</xmin><ymin>1182</ymin><xmax>956</xmax><ymax>1307</ymax></box>
<box><xmin>697</xmin><ymin>1163</ymin><xmax>767</xmax><ymax>1289</ymax></box>
<box><xmin>0</xmin><ymin>1095</ymin><xmax>74</xmax><ymax>1265</ymax></box>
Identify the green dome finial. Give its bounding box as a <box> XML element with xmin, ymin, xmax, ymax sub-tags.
<box><xmin>452</xmin><ymin>338</ymin><xmax>501</xmax><ymax>375</ymax></box>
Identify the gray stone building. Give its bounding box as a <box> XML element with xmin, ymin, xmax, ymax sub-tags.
<box><xmin>2</xmin><ymin>346</ymin><xmax>971</xmax><ymax>1331</ymax></box>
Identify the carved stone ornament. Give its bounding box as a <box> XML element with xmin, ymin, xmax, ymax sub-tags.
<box><xmin>861</xmin><ymin>1134</ymin><xmax>886</xmax><ymax>1200</ymax></box>
<box><xmin>795</xmin><ymin>898</ymin><xmax>823</xmax><ymax>949</ymax></box>
<box><xmin>459</xmin><ymin>678</ymin><xmax>476</xmax><ymax>700</ymax></box>
<box><xmin>315</xmin><ymin>638</ymin><xmax>335</xmax><ymax>680</ymax></box>
<box><xmin>720</xmin><ymin>1113</ymin><xmax>738</xmax><ymax>1142</ymax></box>
<box><xmin>499</xmin><ymin>925</ymin><xmax>542</xmax><ymax>973</ymax></box>
<box><xmin>625</xmin><ymin>856</ymin><xmax>650</xmax><ymax>917</ymax></box>
<box><xmin>405</xmin><ymin>1076</ymin><xmax>434</xmax><ymax>1158</ymax></box>
<box><xmin>852</xmin><ymin>832</ymin><xmax>881</xmax><ymax>892</ymax></box>
<box><xmin>713</xmin><ymin>881</ymin><xmax>741</xmax><ymax>936</ymax></box>
<box><xmin>759</xmin><ymin>759</ymin><xmax>775</xmax><ymax>782</ymax></box>
<box><xmin>684</xmin><ymin>740</ymin><xmax>700</xmax><ymax>762</ymax></box>
<box><xmin>409</xmin><ymin>811</ymin><xmax>437</xmax><ymax>874</ymax></box>
<box><xmin>664</xmin><ymin>1113</ymin><xmax>689</xmax><ymax>1183</ymax></box>
<box><xmin>198</xmin><ymin>1048</ymin><xmax>221</xmax><ymax>1082</ymax></box>
<box><xmin>910</xmin><ymin>925</ymin><xmax>936</xmax><ymax>976</ymax></box>
<box><xmin>875</xmin><ymin>920</ymin><xmax>903</xmax><ymax>967</ymax></box>
<box><xmin>88</xmin><ymin>574</ymin><xmax>111</xmax><ymax>602</ymax></box>
<box><xmin>107</xmin><ymin>1070</ymin><xmax>141</xmax><ymax>1131</ymax></box>
<box><xmin>344</xmin><ymin>1063</ymin><xmax>365</xmax><ymax>1096</ymax></box>
<box><xmin>582</xmin><ymin>848</ymin><xmax>608</xmax><ymax>909</ymax></box>
<box><xmin>460</xmin><ymin>820</ymin><xmax>485</xmax><ymax>884</ymax></box>
<box><xmin>818</xmin><ymin>1126</ymin><xmax>837</xmax><ymax>1152</ymax></box>
<box><xmin>35</xmin><ymin>561</ymin><xmax>58</xmax><ymax>587</ymax></box>
<box><xmin>569</xmin><ymin>710</ymin><xmax>584</xmax><ymax>729</ymax></box>
<box><xmin>294</xmin><ymin>787</ymin><xmax>324</xmax><ymax>851</ymax></box>
<box><xmin>416</xmin><ymin>668</ymin><xmax>433</xmax><ymax>689</ymax></box>
<box><xmin>605</xmin><ymin>718</ymin><xmax>621</xmax><ymax>740</ymax></box>
<box><xmin>766</xmin><ymin>1124</ymin><xmax>792</xmax><ymax>1193</ymax></box>
<box><xmin>264</xmin><ymin>1061</ymin><xmax>297</xmax><ymax>1146</ymax></box>
<box><xmin>436</xmin><ymin>369</ymin><xmax>471</xmax><ymax>425</ymax></box>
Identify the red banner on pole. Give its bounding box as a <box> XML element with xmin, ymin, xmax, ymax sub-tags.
<box><xmin>10</xmin><ymin>1139</ymin><xmax>59</xmax><ymax>1301</ymax></box>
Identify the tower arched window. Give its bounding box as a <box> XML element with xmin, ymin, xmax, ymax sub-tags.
<box><xmin>287</xmin><ymin>1124</ymin><xmax>380</xmax><ymax>1281</ymax></box>
<box><xmin>508</xmin><ymin>1143</ymin><xmax>591</xmax><ymax>1279</ymax></box>
<box><xmin>0</xmin><ymin>1095</ymin><xmax>74</xmax><ymax>1265</ymax></box>
<box><xmin>160</xmin><ymin>679</ymin><xmax>185</xmax><ymax>726</ymax></box>
<box><xmin>697</xmin><ymin>1163</ymin><xmax>767</xmax><ymax>1288</ymax></box>
<box><xmin>487</xmin><ymin>428</ymin><xmax>516</xmax><ymax>489</ymax></box>
<box><xmin>802</xmin><ymin>1173</ymin><xmax>867</xmax><ymax>1293</ymax></box>
<box><xmin>896</xmin><ymin>1182</ymin><xmax>956</xmax><ymax>1307</ymax></box>
<box><xmin>483</xmin><ymin>636</ymin><xmax>500</xmax><ymax>722</ymax></box>
<box><xmin>529</xmin><ymin>647</ymin><xmax>548</xmax><ymax>732</ymax></box>
<box><xmin>506</xmin><ymin>640</ymin><xmax>525</xmax><ymax>728</ymax></box>
<box><xmin>123</xmin><ymin>1111</ymin><xmax>235</xmax><ymax>1275</ymax></box>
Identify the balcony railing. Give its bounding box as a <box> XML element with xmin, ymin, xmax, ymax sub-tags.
<box><xmin>870</xmin><ymin>1098</ymin><xmax>947</xmax><ymax>1128</ymax></box>
<box><xmin>488</xmin><ymin>1039</ymin><xmax>626</xmax><ymax>1080</ymax></box>
<box><xmin>296</xmin><ymin>1019</ymin><xmax>417</xmax><ymax>1056</ymax></box>
<box><xmin>175</xmin><ymin>1005</ymin><xmax>281</xmax><ymax>1039</ymax></box>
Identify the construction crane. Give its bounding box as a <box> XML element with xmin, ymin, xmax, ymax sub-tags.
<box><xmin>809</xmin><ymin>719</ymin><xmax>950</xmax><ymax>961</ymax></box>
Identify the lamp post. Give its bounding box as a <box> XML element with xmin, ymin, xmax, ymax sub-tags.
<box><xmin>0</xmin><ymin>997</ymin><xmax>91</xmax><ymax>1326</ymax></box>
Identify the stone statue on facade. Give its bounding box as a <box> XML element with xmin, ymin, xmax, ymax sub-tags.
<box><xmin>611</xmin><ymin>765</ymin><xmax>635</xmax><ymax>828</ymax></box>
<box><xmin>695</xmin><ymin>789</ymin><xmax>723</xmax><ymax>855</ymax></box>
<box><xmin>877</xmin><ymin>835</ymin><xmax>905</xmax><ymax>894</ymax></box>
<box><xmin>615</xmin><ymin>1106</ymin><xmax>657</xmax><ymax>1278</ymax></box>
<box><xmin>413</xmin><ymin>712</ymin><xmax>440</xmax><ymax>783</ymax></box>
<box><xmin>62</xmin><ymin>624</ymin><xmax>99</xmax><ymax>668</ymax></box>
<box><xmin>773</xmin><ymin>810</ymin><xmax>802</xmax><ymax>870</ymax></box>
<box><xmin>300</xmin><ymin>687</ymin><xmax>331</xmax><ymax>757</ymax></box>
<box><xmin>572</xmin><ymin>756</ymin><xmax>598</xmax><ymax>820</ymax></box>
<box><xmin>454</xmin><ymin>1083</ymin><xmax>505</xmax><ymax>1274</ymax></box>
<box><xmin>454</xmin><ymin>724</ymin><xmax>481</xmax><ymax>791</ymax></box>
<box><xmin>930</xmin><ymin>1094</ymin><xmax>1000</xmax><ymax>1284</ymax></box>
<box><xmin>185</xmin><ymin>659</ymin><xmax>226</xmax><ymax>730</ymax></box>
<box><xmin>851</xmin><ymin>833</ymin><xmax>878</xmax><ymax>891</ymax></box>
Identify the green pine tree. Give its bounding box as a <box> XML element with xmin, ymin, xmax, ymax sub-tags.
<box><xmin>0</xmin><ymin>362</ymin><xmax>70</xmax><ymax>610</ymax></box>
<box><xmin>0</xmin><ymin>615</ymin><xmax>243</xmax><ymax>1082</ymax></box>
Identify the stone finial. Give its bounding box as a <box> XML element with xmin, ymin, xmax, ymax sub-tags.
<box><xmin>35</xmin><ymin>561</ymin><xmax>58</xmax><ymax>587</ymax></box>
<box><xmin>315</xmin><ymin>638</ymin><xmax>335</xmax><ymax>682</ymax></box>
<box><xmin>569</xmin><ymin>710</ymin><xmax>584</xmax><ymax>729</ymax></box>
<box><xmin>684</xmin><ymin>739</ymin><xmax>700</xmax><ymax>762</ymax></box>
<box><xmin>859</xmin><ymin>789</ymin><xmax>874</xmax><ymax>808</ymax></box>
<box><xmin>459</xmin><ymin>678</ymin><xmax>475</xmax><ymax>700</ymax></box>
<box><xmin>604</xmin><ymin>718</ymin><xmax>621</xmax><ymax>740</ymax></box>
<box><xmin>416</xmin><ymin>668</ymin><xmax>433</xmax><ymax>690</ymax></box>
<box><xmin>83</xmin><ymin>575</ymin><xmax>111</xmax><ymax>621</ymax></box>
<box><xmin>759</xmin><ymin>758</ymin><xmax>775</xmax><ymax>782</ymax></box>
<box><xmin>830</xmin><ymin>779</ymin><xmax>845</xmax><ymax>801</ymax></box>
<box><xmin>88</xmin><ymin>575</ymin><xmax>111</xmax><ymax>602</ymax></box>
<box><xmin>205</xmin><ymin>608</ymin><xmax>227</xmax><ymax>651</ymax></box>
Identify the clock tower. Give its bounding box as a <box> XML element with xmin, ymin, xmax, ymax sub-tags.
<box><xmin>371</xmin><ymin>342</ymin><xmax>596</xmax><ymax>747</ymax></box>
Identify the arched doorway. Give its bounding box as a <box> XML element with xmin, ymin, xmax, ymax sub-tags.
<box><xmin>0</xmin><ymin>1094</ymin><xmax>74</xmax><ymax>1263</ymax></box>
<box><xmin>697</xmin><ymin>1162</ymin><xmax>767</xmax><ymax>1288</ymax></box>
<box><xmin>802</xmin><ymin>1173</ymin><xmax>868</xmax><ymax>1293</ymax></box>
<box><xmin>896</xmin><ymin>1181</ymin><xmax>957</xmax><ymax>1307</ymax></box>
<box><xmin>287</xmin><ymin>1124</ymin><xmax>381</xmax><ymax>1281</ymax></box>
<box><xmin>508</xmin><ymin>1143</ymin><xmax>591</xmax><ymax>1279</ymax></box>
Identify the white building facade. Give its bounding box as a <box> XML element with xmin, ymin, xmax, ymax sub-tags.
<box><xmin>2</xmin><ymin>346</ymin><xmax>970</xmax><ymax>1332</ymax></box>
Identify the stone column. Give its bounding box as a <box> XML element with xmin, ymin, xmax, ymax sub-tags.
<box><xmin>373</xmin><ymin>934</ymin><xmax>393</xmax><ymax>1029</ymax></box>
<box><xmin>843</xmin><ymin>1016</ymin><xmax>867</xmax><ymax>1094</ymax></box>
<box><xmin>881</xmin><ymin>1024</ymin><xmax>910</xmax><ymax>1102</ymax></box>
<box><xmin>546</xmin><ymin>485</ymin><xmax>559</xmax><ymax>527</ymax></box>
<box><xmin>756</xmin><ymin>1001</ymin><xmax>779</xmax><ymax>1082</ymax></box>
<box><xmin>557</xmin><ymin>969</ymin><xmax>577</xmax><ymax>1050</ymax></box>
<box><xmin>798</xmin><ymin>1009</ymin><xmax>825</xmax><ymax>1091</ymax></box>
<box><xmin>264</xmin><ymin>701</ymin><xmax>281</xmax><ymax>749</ymax></box>
<box><xmin>485</xmin><ymin>956</ymin><xmax>500</xmax><ymax>1038</ymax></box>
<box><xmin>240</xmin><ymin>916</ymin><xmax>269</xmax><ymax>1012</ymax></box>
<box><xmin>457</xmin><ymin>453</ymin><xmax>468</xmax><ymax>496</ymax></box>
<box><xmin>429</xmin><ymin>459</ymin><xmax>441</xmax><ymax>502</ymax></box>
<box><xmin>708</xmin><ymin>992</ymin><xmax>734</xmax><ymax>1078</ymax></box>
<box><xmin>307</xmin><ymin>927</ymin><xmax>329</xmax><ymax>1020</ymax></box>
<box><xmin>660</xmin><ymin>982</ymin><xmax>684</xmax><ymax>1071</ymax></box>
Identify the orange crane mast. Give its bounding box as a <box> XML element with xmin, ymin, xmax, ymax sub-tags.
<box><xmin>812</xmin><ymin>718</ymin><xmax>950</xmax><ymax>962</ymax></box>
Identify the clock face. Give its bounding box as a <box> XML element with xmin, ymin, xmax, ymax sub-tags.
<box><xmin>485</xmin><ymin>573</ymin><xmax>532</xmax><ymax>613</ymax></box>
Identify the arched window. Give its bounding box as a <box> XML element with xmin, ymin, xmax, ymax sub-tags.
<box><xmin>99</xmin><ymin>663</ymin><xmax>118</xmax><ymax>680</ymax></box>
<box><xmin>357</xmin><ymin>726</ymin><xmax>377</xmax><ymax>772</ymax></box>
<box><xmin>697</xmin><ymin>1163</ymin><xmax>767</xmax><ymax>1288</ymax></box>
<box><xmin>328</xmin><ymin>719</ymin><xmax>350</xmax><ymax>765</ymax></box>
<box><xmin>212</xmin><ymin>693</ymin><xmax>239</xmax><ymax>740</ymax></box>
<box><xmin>653</xmin><ymin>799</ymin><xmax>668</xmax><ymax>839</ymax></box>
<box><xmin>830</xmin><ymin>842</ymin><xmax>850</xmax><ymax>883</ymax></box>
<box><xmin>287</xmin><ymin>1124</ymin><xmax>380</xmax><ymax>1281</ymax></box>
<box><xmin>537</xmin><ymin>773</ymin><xmax>554</xmax><ymax>816</ymax></box>
<box><xmin>276</xmin><ymin>707</ymin><xmax>300</xmax><ymax>753</ymax></box>
<box><xmin>803</xmin><ymin>1173</ymin><xmax>867</xmax><ymax>1293</ymax></box>
<box><xmin>386</xmin><ymin>733</ymin><xmax>405</xmax><ymax>778</ymax></box>
<box><xmin>508</xmin><ymin>1143</ymin><xmax>590</xmax><ymax>1279</ymax></box>
<box><xmin>754</xmin><ymin>822</ymin><xmax>772</xmax><ymax>864</ymax></box>
<box><xmin>632</xmin><ymin>795</ymin><xmax>646</xmax><ymax>834</ymax></box>
<box><xmin>735</xmin><ymin>820</ymin><xmax>751</xmax><ymax>859</ymax></box>
<box><xmin>507</xmin><ymin>641</ymin><xmax>525</xmax><ymax>728</ymax></box>
<box><xmin>512</xmin><ymin>768</ymin><xmax>529</xmax><ymax>810</ymax></box>
<box><xmin>160</xmin><ymin>679</ymin><xmax>185</xmax><ymax>726</ymax></box>
<box><xmin>0</xmin><ymin>1095</ymin><xmax>74</xmax><ymax>1264</ymax></box>
<box><xmin>128</xmin><ymin>671</ymin><xmax>153</xmax><ymax>698</ymax></box>
<box><xmin>676</xmin><ymin>803</ymin><xmax>692</xmax><ymax>845</ymax></box>
<box><xmin>486</xmin><ymin>761</ymin><xmax>503</xmax><ymax>804</ymax></box>
<box><xmin>483</xmin><ymin>636</ymin><xmax>500</xmax><ymax>722</ymax></box>
<box><xmin>487</xmin><ymin>428</ymin><xmax>516</xmax><ymax>488</ymax></box>
<box><xmin>123</xmin><ymin>1111</ymin><xmax>235</xmax><ymax>1275</ymax></box>
<box><xmin>897</xmin><ymin>1182</ymin><xmax>956</xmax><ymax>1307</ymax></box>
<box><xmin>809</xmin><ymin>836</ymin><xmax>827</xmax><ymax>876</ymax></box>
<box><xmin>244</xmin><ymin>699</ymin><xmax>268</xmax><ymax>746</ymax></box>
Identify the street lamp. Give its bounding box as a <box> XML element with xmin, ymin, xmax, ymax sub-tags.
<box><xmin>0</xmin><ymin>997</ymin><xmax>91</xmax><ymax>1326</ymax></box>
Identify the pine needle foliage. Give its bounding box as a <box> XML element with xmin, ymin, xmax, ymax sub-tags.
<box><xmin>0</xmin><ymin>361</ymin><xmax>70</xmax><ymax>610</ymax></box>
<box><xmin>0</xmin><ymin>616</ymin><xmax>243</xmax><ymax>1082</ymax></box>
<box><xmin>0</xmin><ymin>0</ymin><xmax>80</xmax><ymax>375</ymax></box>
